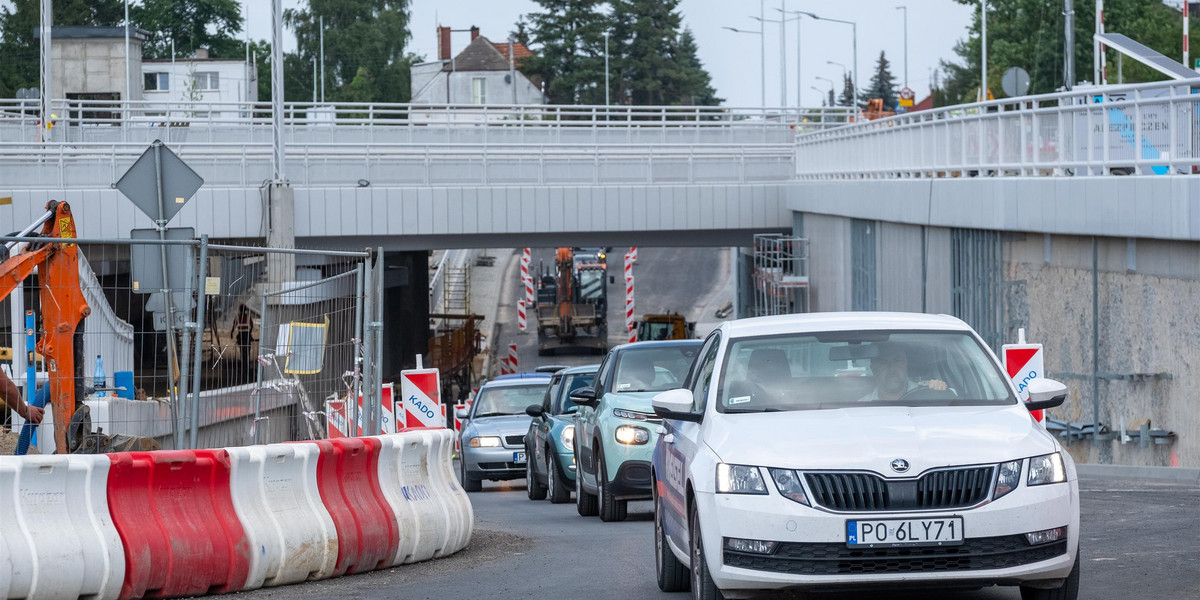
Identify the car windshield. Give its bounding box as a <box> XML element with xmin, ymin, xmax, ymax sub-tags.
<box><xmin>553</xmin><ymin>372</ymin><xmax>596</xmax><ymax>414</ymax></box>
<box><xmin>716</xmin><ymin>330</ymin><xmax>1015</xmax><ymax>413</ymax></box>
<box><xmin>473</xmin><ymin>384</ymin><xmax>548</xmax><ymax>417</ymax></box>
<box><xmin>614</xmin><ymin>345</ymin><xmax>700</xmax><ymax>393</ymax></box>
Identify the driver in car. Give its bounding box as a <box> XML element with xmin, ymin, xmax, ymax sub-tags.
<box><xmin>620</xmin><ymin>360</ymin><xmax>657</xmax><ymax>390</ymax></box>
<box><xmin>859</xmin><ymin>342</ymin><xmax>947</xmax><ymax>402</ymax></box>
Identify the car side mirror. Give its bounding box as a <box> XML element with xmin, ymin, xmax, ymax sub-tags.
<box><xmin>455</xmin><ymin>406</ymin><xmax>470</xmax><ymax>420</ymax></box>
<box><xmin>570</xmin><ymin>386</ymin><xmax>599</xmax><ymax>407</ymax></box>
<box><xmin>609</xmin><ymin>275</ymin><xmax>615</xmax><ymax>285</ymax></box>
<box><xmin>652</xmin><ymin>389</ymin><xmax>702</xmax><ymax>423</ymax></box>
<box><xmin>1024</xmin><ymin>378</ymin><xmax>1067</xmax><ymax>412</ymax></box>
<box><xmin>525</xmin><ymin>404</ymin><xmax>545</xmax><ymax>418</ymax></box>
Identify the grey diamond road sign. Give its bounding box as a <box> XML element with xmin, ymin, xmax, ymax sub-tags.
<box><xmin>116</xmin><ymin>140</ymin><xmax>203</xmax><ymax>224</ymax></box>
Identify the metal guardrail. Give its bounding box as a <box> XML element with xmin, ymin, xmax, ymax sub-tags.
<box><xmin>795</xmin><ymin>78</ymin><xmax>1200</xmax><ymax>179</ymax></box>
<box><xmin>0</xmin><ymin>143</ymin><xmax>798</xmax><ymax>188</ymax></box>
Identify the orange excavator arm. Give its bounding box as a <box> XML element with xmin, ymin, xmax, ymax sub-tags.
<box><xmin>0</xmin><ymin>201</ymin><xmax>90</xmax><ymax>454</ymax></box>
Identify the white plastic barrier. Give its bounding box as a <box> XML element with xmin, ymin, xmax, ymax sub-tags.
<box><xmin>420</xmin><ymin>429</ymin><xmax>474</xmax><ymax>556</ymax></box>
<box><xmin>227</xmin><ymin>444</ymin><xmax>339</xmax><ymax>589</ymax></box>
<box><xmin>377</xmin><ymin>432</ymin><xmax>446</xmax><ymax>564</ymax></box>
<box><xmin>0</xmin><ymin>455</ymin><xmax>124</xmax><ymax>600</ymax></box>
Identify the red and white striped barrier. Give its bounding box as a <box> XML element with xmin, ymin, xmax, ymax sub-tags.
<box><xmin>0</xmin><ymin>430</ymin><xmax>472</xmax><ymax>599</ymax></box>
<box><xmin>507</xmin><ymin>343</ymin><xmax>519</xmax><ymax>373</ymax></box>
<box><xmin>517</xmin><ymin>299</ymin><xmax>527</xmax><ymax>332</ymax></box>
<box><xmin>523</xmin><ymin>273</ymin><xmax>535</xmax><ymax>307</ymax></box>
<box><xmin>629</xmin><ymin>246</ymin><xmax>638</xmax><ymax>263</ymax></box>
<box><xmin>625</xmin><ymin>274</ymin><xmax>637</xmax><ymax>343</ymax></box>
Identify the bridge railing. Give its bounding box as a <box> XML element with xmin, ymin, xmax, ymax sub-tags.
<box><xmin>795</xmin><ymin>78</ymin><xmax>1200</xmax><ymax>179</ymax></box>
<box><xmin>0</xmin><ymin>99</ymin><xmax>854</xmax><ymax>146</ymax></box>
<box><xmin>0</xmin><ymin>142</ymin><xmax>797</xmax><ymax>189</ymax></box>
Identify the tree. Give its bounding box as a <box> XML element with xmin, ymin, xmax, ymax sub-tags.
<box><xmin>133</xmin><ymin>0</ymin><xmax>243</xmax><ymax>59</ymax></box>
<box><xmin>519</xmin><ymin>0</ymin><xmax>608</xmax><ymax>104</ymax></box>
<box><xmin>673</xmin><ymin>28</ymin><xmax>721</xmax><ymax>105</ymax></box>
<box><xmin>939</xmin><ymin>0</ymin><xmax>1195</xmax><ymax>102</ymax></box>
<box><xmin>862</xmin><ymin>50</ymin><xmax>898</xmax><ymax>109</ymax></box>
<box><xmin>837</xmin><ymin>74</ymin><xmax>855</xmax><ymax>107</ymax></box>
<box><xmin>511</xmin><ymin>16</ymin><xmax>532</xmax><ymax>47</ymax></box>
<box><xmin>284</xmin><ymin>0</ymin><xmax>416</xmax><ymax>103</ymax></box>
<box><xmin>0</xmin><ymin>0</ymin><xmax>123</xmax><ymax>96</ymax></box>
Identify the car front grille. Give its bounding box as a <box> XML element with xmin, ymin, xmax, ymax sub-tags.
<box><xmin>724</xmin><ymin>536</ymin><xmax>1067</xmax><ymax>575</ymax></box>
<box><xmin>805</xmin><ymin>466</ymin><xmax>995</xmax><ymax>512</ymax></box>
<box><xmin>504</xmin><ymin>435</ymin><xmax>526</xmax><ymax>447</ymax></box>
<box><xmin>479</xmin><ymin>462</ymin><xmax>523</xmax><ymax>470</ymax></box>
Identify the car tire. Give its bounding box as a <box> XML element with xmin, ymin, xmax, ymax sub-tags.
<box><xmin>1020</xmin><ymin>551</ymin><xmax>1080</xmax><ymax>600</ymax></box>
<box><xmin>689</xmin><ymin>502</ymin><xmax>722</xmax><ymax>600</ymax></box>
<box><xmin>526</xmin><ymin>453</ymin><xmax>547</xmax><ymax>500</ymax></box>
<box><xmin>655</xmin><ymin>487</ymin><xmax>689</xmax><ymax>592</ymax></box>
<box><xmin>460</xmin><ymin>458</ymin><xmax>482</xmax><ymax>493</ymax></box>
<box><xmin>597</xmin><ymin>451</ymin><xmax>628</xmax><ymax>522</ymax></box>
<box><xmin>547</xmin><ymin>451</ymin><xmax>572</xmax><ymax>504</ymax></box>
<box><xmin>575</xmin><ymin>450</ymin><xmax>598</xmax><ymax>517</ymax></box>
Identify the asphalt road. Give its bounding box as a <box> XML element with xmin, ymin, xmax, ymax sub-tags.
<box><xmin>493</xmin><ymin>246</ymin><xmax>733</xmax><ymax>374</ymax></box>
<box><xmin>217</xmin><ymin>474</ymin><xmax>1200</xmax><ymax>600</ymax></box>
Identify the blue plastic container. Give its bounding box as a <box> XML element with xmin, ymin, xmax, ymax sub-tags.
<box><xmin>114</xmin><ymin>370</ymin><xmax>135</xmax><ymax>399</ymax></box>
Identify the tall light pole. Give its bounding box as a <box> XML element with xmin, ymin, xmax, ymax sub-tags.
<box><xmin>811</xmin><ymin>85</ymin><xmax>832</xmax><ymax>106</ymax></box>
<box><xmin>603</xmin><ymin>31</ymin><xmax>610</xmax><ymax>106</ymax></box>
<box><xmin>320</xmin><ymin>16</ymin><xmax>325</xmax><ymax>103</ymax></box>
<box><xmin>723</xmin><ymin>26</ymin><xmax>765</xmax><ymax>108</ymax></box>
<box><xmin>981</xmin><ymin>0</ymin><xmax>988</xmax><ymax>101</ymax></box>
<box><xmin>1064</xmin><ymin>0</ymin><xmax>1075</xmax><ymax>88</ymax></box>
<box><xmin>751</xmin><ymin>11</ymin><xmax>799</xmax><ymax>108</ymax></box>
<box><xmin>778</xmin><ymin>9</ymin><xmax>808</xmax><ymax>107</ymax></box>
<box><xmin>816</xmin><ymin>76</ymin><xmax>836</xmax><ymax>106</ymax></box>
<box><xmin>827</xmin><ymin>60</ymin><xmax>848</xmax><ymax>81</ymax></box>
<box><xmin>799</xmin><ymin>12</ymin><xmax>857</xmax><ymax>114</ymax></box>
<box><xmin>895</xmin><ymin>6</ymin><xmax>908</xmax><ymax>88</ymax></box>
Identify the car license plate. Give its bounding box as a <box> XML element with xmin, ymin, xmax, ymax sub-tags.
<box><xmin>513</xmin><ymin>452</ymin><xmax>526</xmax><ymax>464</ymax></box>
<box><xmin>846</xmin><ymin>517</ymin><xmax>964</xmax><ymax>547</ymax></box>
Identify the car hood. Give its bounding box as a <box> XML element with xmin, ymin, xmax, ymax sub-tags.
<box><xmin>466</xmin><ymin>415</ymin><xmax>533</xmax><ymax>437</ymax></box>
<box><xmin>603</xmin><ymin>391</ymin><xmax>660</xmax><ymax>414</ymax></box>
<box><xmin>705</xmin><ymin>404</ymin><xmax>1057</xmax><ymax>477</ymax></box>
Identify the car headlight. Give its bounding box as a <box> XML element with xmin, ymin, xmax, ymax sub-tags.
<box><xmin>993</xmin><ymin>459</ymin><xmax>1023</xmax><ymax>500</ymax></box>
<box><xmin>612</xmin><ymin>408</ymin><xmax>649</xmax><ymax>420</ymax></box>
<box><xmin>614</xmin><ymin>424</ymin><xmax>649</xmax><ymax>445</ymax></box>
<box><xmin>562</xmin><ymin>425</ymin><xmax>575</xmax><ymax>451</ymax></box>
<box><xmin>469</xmin><ymin>436</ymin><xmax>502</xmax><ymax>448</ymax></box>
<box><xmin>768</xmin><ymin>468</ymin><xmax>809</xmax><ymax>506</ymax></box>
<box><xmin>716</xmin><ymin>463</ymin><xmax>768</xmax><ymax>495</ymax></box>
<box><xmin>1027</xmin><ymin>453</ymin><xmax>1066</xmax><ymax>486</ymax></box>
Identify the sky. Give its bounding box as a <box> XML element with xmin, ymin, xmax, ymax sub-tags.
<box><xmin>251</xmin><ymin>0</ymin><xmax>977</xmax><ymax>107</ymax></box>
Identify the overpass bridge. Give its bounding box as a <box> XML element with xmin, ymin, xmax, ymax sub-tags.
<box><xmin>2</xmin><ymin>83</ymin><xmax>1199</xmax><ymax>469</ymax></box>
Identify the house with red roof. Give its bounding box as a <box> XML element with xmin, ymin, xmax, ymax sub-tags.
<box><xmin>411</xmin><ymin>26</ymin><xmax>544</xmax><ymax>120</ymax></box>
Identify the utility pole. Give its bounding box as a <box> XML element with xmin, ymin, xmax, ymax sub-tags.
<box><xmin>1094</xmin><ymin>0</ymin><xmax>1107</xmax><ymax>84</ymax></box>
<box><xmin>796</xmin><ymin>17</ymin><xmax>802</xmax><ymax>107</ymax></box>
<box><xmin>780</xmin><ymin>0</ymin><xmax>787</xmax><ymax>108</ymax></box>
<box><xmin>603</xmin><ymin>31</ymin><xmax>610</xmax><ymax>106</ymax></box>
<box><xmin>981</xmin><ymin>0</ymin><xmax>988</xmax><ymax>101</ymax></box>
<box><xmin>1065</xmin><ymin>0</ymin><xmax>1075</xmax><ymax>88</ymax></box>
<box><xmin>1185</xmin><ymin>0</ymin><xmax>1190</xmax><ymax>70</ymax></box>
<box><xmin>268</xmin><ymin>0</ymin><xmax>295</xmax><ymax>285</ymax></box>
<box><xmin>320</xmin><ymin>16</ymin><xmax>325</xmax><ymax>103</ymax></box>
<box><xmin>896</xmin><ymin>6</ymin><xmax>908</xmax><ymax>88</ymax></box>
<box><xmin>761</xmin><ymin>0</ymin><xmax>766</xmax><ymax>108</ymax></box>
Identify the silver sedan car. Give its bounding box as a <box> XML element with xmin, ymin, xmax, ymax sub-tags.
<box><xmin>457</xmin><ymin>376</ymin><xmax>551</xmax><ymax>492</ymax></box>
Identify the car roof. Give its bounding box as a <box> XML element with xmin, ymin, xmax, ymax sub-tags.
<box><xmin>721</xmin><ymin>312</ymin><xmax>972</xmax><ymax>339</ymax></box>
<box><xmin>611</xmin><ymin>339</ymin><xmax>704</xmax><ymax>352</ymax></box>
<box><xmin>492</xmin><ymin>371</ymin><xmax>554</xmax><ymax>381</ymax></box>
<box><xmin>556</xmin><ymin>364</ymin><xmax>600</xmax><ymax>375</ymax></box>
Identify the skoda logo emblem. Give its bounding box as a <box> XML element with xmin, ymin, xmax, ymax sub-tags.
<box><xmin>890</xmin><ymin>459</ymin><xmax>910</xmax><ymax>473</ymax></box>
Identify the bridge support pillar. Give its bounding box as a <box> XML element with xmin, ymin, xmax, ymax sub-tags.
<box><xmin>266</xmin><ymin>182</ymin><xmax>295</xmax><ymax>286</ymax></box>
<box><xmin>381</xmin><ymin>251</ymin><xmax>430</xmax><ymax>379</ymax></box>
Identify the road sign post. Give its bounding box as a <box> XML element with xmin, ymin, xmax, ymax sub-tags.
<box><xmin>116</xmin><ymin>140</ymin><xmax>204</xmax><ymax>448</ymax></box>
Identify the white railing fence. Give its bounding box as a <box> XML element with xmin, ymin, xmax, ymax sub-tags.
<box><xmin>795</xmin><ymin>78</ymin><xmax>1200</xmax><ymax>179</ymax></box>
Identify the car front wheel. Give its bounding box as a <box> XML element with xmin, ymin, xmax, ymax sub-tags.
<box><xmin>460</xmin><ymin>457</ymin><xmax>481</xmax><ymax>493</ymax></box>
<box><xmin>689</xmin><ymin>503</ymin><xmax>722</xmax><ymax>600</ymax></box>
<box><xmin>597</xmin><ymin>450</ymin><xmax>628</xmax><ymax>522</ymax></box>
<box><xmin>655</xmin><ymin>485</ymin><xmax>689</xmax><ymax>592</ymax></box>
<box><xmin>1020</xmin><ymin>552</ymin><xmax>1080</xmax><ymax>600</ymax></box>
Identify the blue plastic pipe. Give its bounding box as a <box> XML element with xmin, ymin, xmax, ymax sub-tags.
<box><xmin>16</xmin><ymin>310</ymin><xmax>43</xmax><ymax>456</ymax></box>
<box><xmin>15</xmin><ymin>385</ymin><xmax>48</xmax><ymax>456</ymax></box>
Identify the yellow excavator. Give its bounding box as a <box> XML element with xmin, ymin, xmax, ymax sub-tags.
<box><xmin>636</xmin><ymin>312</ymin><xmax>695</xmax><ymax>341</ymax></box>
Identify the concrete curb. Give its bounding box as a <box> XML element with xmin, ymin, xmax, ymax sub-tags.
<box><xmin>1077</xmin><ymin>464</ymin><xmax>1200</xmax><ymax>484</ymax></box>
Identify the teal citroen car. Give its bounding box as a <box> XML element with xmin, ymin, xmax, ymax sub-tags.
<box><xmin>524</xmin><ymin>364</ymin><xmax>599</xmax><ymax>503</ymax></box>
<box><xmin>571</xmin><ymin>340</ymin><xmax>702</xmax><ymax>521</ymax></box>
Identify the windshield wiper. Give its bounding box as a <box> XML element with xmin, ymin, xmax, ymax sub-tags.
<box><xmin>472</xmin><ymin>412</ymin><xmax>517</xmax><ymax>418</ymax></box>
<box><xmin>723</xmin><ymin>407</ymin><xmax>783</xmax><ymax>414</ymax></box>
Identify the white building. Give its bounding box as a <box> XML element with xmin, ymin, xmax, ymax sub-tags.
<box><xmin>141</xmin><ymin>48</ymin><xmax>257</xmax><ymax>120</ymax></box>
<box><xmin>410</xmin><ymin>26</ymin><xmax>543</xmax><ymax>123</ymax></box>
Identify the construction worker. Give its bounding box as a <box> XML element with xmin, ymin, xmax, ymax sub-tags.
<box><xmin>230</xmin><ymin>305</ymin><xmax>254</xmax><ymax>369</ymax></box>
<box><xmin>0</xmin><ymin>369</ymin><xmax>44</xmax><ymax>424</ymax></box>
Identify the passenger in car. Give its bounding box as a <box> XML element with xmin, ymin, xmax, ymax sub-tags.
<box><xmin>859</xmin><ymin>343</ymin><xmax>947</xmax><ymax>402</ymax></box>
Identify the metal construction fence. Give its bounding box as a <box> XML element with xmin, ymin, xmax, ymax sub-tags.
<box><xmin>1</xmin><ymin>234</ymin><xmax>384</xmax><ymax>453</ymax></box>
<box><xmin>795</xmin><ymin>78</ymin><xmax>1200</xmax><ymax>179</ymax></box>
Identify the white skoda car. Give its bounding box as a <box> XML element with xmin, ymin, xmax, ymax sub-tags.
<box><xmin>650</xmin><ymin>313</ymin><xmax>1079</xmax><ymax>600</ymax></box>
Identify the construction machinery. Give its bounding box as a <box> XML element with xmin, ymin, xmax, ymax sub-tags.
<box><xmin>636</xmin><ymin>313</ymin><xmax>696</xmax><ymax>341</ymax></box>
<box><xmin>2</xmin><ymin>201</ymin><xmax>157</xmax><ymax>454</ymax></box>
<box><xmin>536</xmin><ymin>248</ymin><xmax>608</xmax><ymax>356</ymax></box>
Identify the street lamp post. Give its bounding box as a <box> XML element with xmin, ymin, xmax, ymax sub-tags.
<box><xmin>723</xmin><ymin>25</ymin><xmax>766</xmax><ymax>108</ymax></box>
<box><xmin>895</xmin><ymin>6</ymin><xmax>908</xmax><ymax>88</ymax></box>
<box><xmin>981</xmin><ymin>0</ymin><xmax>988</xmax><ymax>101</ymax></box>
<box><xmin>751</xmin><ymin>11</ymin><xmax>800</xmax><ymax>109</ymax></box>
<box><xmin>603</xmin><ymin>31</ymin><xmax>610</xmax><ymax>106</ymax></box>
<box><xmin>800</xmin><ymin>12</ymin><xmax>857</xmax><ymax>115</ymax></box>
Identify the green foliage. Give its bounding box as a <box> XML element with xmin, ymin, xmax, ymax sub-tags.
<box><xmin>863</xmin><ymin>51</ymin><xmax>897</xmax><ymax>108</ymax></box>
<box><xmin>284</xmin><ymin>0</ymin><xmax>415</xmax><ymax>103</ymax></box>
<box><xmin>133</xmin><ymin>0</ymin><xmax>243</xmax><ymax>59</ymax></box>
<box><xmin>837</xmin><ymin>74</ymin><xmax>855</xmax><ymax>107</ymax></box>
<box><xmin>0</xmin><ymin>0</ymin><xmax>124</xmax><ymax>96</ymax></box>
<box><xmin>939</xmin><ymin>0</ymin><xmax>1197</xmax><ymax>101</ymax></box>
<box><xmin>520</xmin><ymin>0</ymin><xmax>721</xmax><ymax>105</ymax></box>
